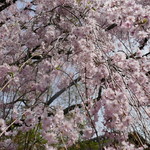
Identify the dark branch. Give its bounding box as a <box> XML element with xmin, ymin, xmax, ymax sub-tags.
<box><xmin>139</xmin><ymin>38</ymin><xmax>148</xmax><ymax>50</ymax></box>
<box><xmin>0</xmin><ymin>0</ymin><xmax>18</xmax><ymax>12</ymax></box>
<box><xmin>46</xmin><ymin>76</ymin><xmax>81</xmax><ymax>106</ymax></box>
<box><xmin>143</xmin><ymin>52</ymin><xmax>150</xmax><ymax>57</ymax></box>
<box><xmin>97</xmin><ymin>86</ymin><xmax>102</xmax><ymax>100</ymax></box>
<box><xmin>64</xmin><ymin>104</ymin><xmax>82</xmax><ymax>115</ymax></box>
<box><xmin>105</xmin><ymin>23</ymin><xmax>117</xmax><ymax>31</ymax></box>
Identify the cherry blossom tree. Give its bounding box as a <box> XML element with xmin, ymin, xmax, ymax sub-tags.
<box><xmin>0</xmin><ymin>0</ymin><xmax>150</xmax><ymax>149</ymax></box>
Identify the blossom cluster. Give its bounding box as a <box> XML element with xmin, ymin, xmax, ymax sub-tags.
<box><xmin>0</xmin><ymin>0</ymin><xmax>149</xmax><ymax>149</ymax></box>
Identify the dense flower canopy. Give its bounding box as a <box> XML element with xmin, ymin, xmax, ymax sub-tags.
<box><xmin>0</xmin><ymin>0</ymin><xmax>150</xmax><ymax>149</ymax></box>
